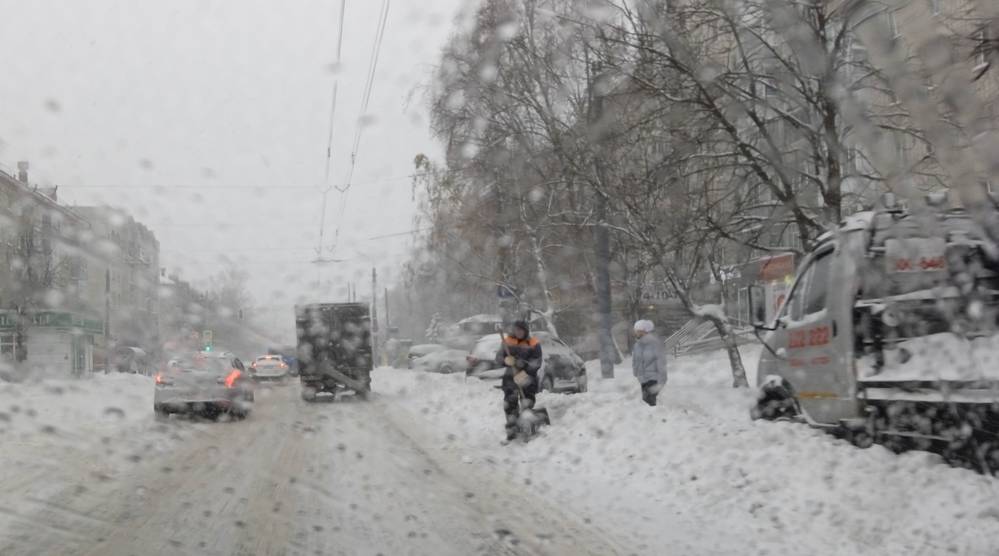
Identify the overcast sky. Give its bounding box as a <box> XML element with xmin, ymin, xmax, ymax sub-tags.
<box><xmin>0</xmin><ymin>0</ymin><xmax>467</xmax><ymax>335</ymax></box>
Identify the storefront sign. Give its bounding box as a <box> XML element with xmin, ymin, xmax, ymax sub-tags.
<box><xmin>759</xmin><ymin>253</ymin><xmax>796</xmax><ymax>282</ymax></box>
<box><xmin>0</xmin><ymin>311</ymin><xmax>104</xmax><ymax>335</ymax></box>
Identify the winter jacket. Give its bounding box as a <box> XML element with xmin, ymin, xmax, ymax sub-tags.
<box><xmin>494</xmin><ymin>335</ymin><xmax>543</xmax><ymax>377</ymax></box>
<box><xmin>632</xmin><ymin>333</ymin><xmax>667</xmax><ymax>385</ymax></box>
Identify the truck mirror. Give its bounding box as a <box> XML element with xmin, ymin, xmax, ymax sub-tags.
<box><xmin>747</xmin><ymin>286</ymin><xmax>768</xmax><ymax>329</ymax></box>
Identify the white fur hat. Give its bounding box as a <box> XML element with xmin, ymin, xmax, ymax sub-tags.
<box><xmin>633</xmin><ymin>319</ymin><xmax>655</xmax><ymax>333</ymax></box>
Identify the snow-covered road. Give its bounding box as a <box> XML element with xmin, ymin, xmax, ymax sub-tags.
<box><xmin>0</xmin><ymin>375</ymin><xmax>620</xmax><ymax>555</ymax></box>
<box><xmin>1</xmin><ymin>349</ymin><xmax>999</xmax><ymax>555</ymax></box>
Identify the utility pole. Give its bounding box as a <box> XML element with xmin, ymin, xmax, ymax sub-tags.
<box><xmin>104</xmin><ymin>267</ymin><xmax>112</xmax><ymax>366</ymax></box>
<box><xmin>384</xmin><ymin>287</ymin><xmax>390</xmax><ymax>335</ymax></box>
<box><xmin>371</xmin><ymin>268</ymin><xmax>378</xmax><ymax>364</ymax></box>
<box><xmin>591</xmin><ymin>61</ymin><xmax>615</xmax><ymax>379</ymax></box>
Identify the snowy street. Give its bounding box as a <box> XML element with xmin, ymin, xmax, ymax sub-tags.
<box><xmin>2</xmin><ymin>349</ymin><xmax>998</xmax><ymax>556</ymax></box>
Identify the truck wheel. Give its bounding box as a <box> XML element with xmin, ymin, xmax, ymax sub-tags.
<box><xmin>751</xmin><ymin>375</ymin><xmax>800</xmax><ymax>421</ymax></box>
<box><xmin>846</xmin><ymin>428</ymin><xmax>875</xmax><ymax>449</ymax></box>
<box><xmin>301</xmin><ymin>386</ymin><xmax>317</xmax><ymax>402</ymax></box>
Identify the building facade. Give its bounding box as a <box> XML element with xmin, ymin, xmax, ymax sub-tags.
<box><xmin>74</xmin><ymin>206</ymin><xmax>161</xmax><ymax>356</ymax></box>
<box><xmin>0</xmin><ymin>163</ymin><xmax>106</xmax><ymax>375</ymax></box>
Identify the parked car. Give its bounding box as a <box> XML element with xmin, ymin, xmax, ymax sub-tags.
<box><xmin>412</xmin><ymin>349</ymin><xmax>468</xmax><ymax>374</ymax></box>
<box><xmin>153</xmin><ymin>355</ymin><xmax>253</xmax><ymax>419</ymax></box>
<box><xmin>407</xmin><ymin>343</ymin><xmax>446</xmax><ymax>368</ymax></box>
<box><xmin>111</xmin><ymin>346</ymin><xmax>149</xmax><ymax>375</ymax></box>
<box><xmin>249</xmin><ymin>354</ymin><xmax>290</xmax><ymax>382</ymax></box>
<box><xmin>465</xmin><ymin>332</ymin><xmax>587</xmax><ymax>393</ymax></box>
<box><xmin>441</xmin><ymin>314</ymin><xmax>546</xmax><ymax>351</ymax></box>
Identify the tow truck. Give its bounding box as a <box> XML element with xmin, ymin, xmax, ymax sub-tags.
<box><xmin>295</xmin><ymin>302</ymin><xmax>373</xmax><ymax>401</ymax></box>
<box><xmin>749</xmin><ymin>194</ymin><xmax>999</xmax><ymax>473</ymax></box>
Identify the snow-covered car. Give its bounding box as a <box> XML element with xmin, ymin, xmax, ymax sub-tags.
<box><xmin>153</xmin><ymin>356</ymin><xmax>253</xmax><ymax>419</ymax></box>
<box><xmin>249</xmin><ymin>354</ymin><xmax>290</xmax><ymax>382</ymax></box>
<box><xmin>465</xmin><ymin>332</ymin><xmax>587</xmax><ymax>393</ymax></box>
<box><xmin>411</xmin><ymin>348</ymin><xmax>468</xmax><ymax>374</ymax></box>
<box><xmin>407</xmin><ymin>343</ymin><xmax>447</xmax><ymax>368</ymax></box>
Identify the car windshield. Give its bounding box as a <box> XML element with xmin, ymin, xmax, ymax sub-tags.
<box><xmin>6</xmin><ymin>2</ymin><xmax>999</xmax><ymax>554</ymax></box>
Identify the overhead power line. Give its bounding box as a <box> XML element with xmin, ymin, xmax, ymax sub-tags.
<box><xmin>340</xmin><ymin>0</ymin><xmax>391</xmax><ymax>195</ymax></box>
<box><xmin>323</xmin><ymin>0</ymin><xmax>392</xmax><ymax>260</ymax></box>
<box><xmin>316</xmin><ymin>0</ymin><xmax>349</xmax><ymax>262</ymax></box>
<box><xmin>56</xmin><ymin>173</ymin><xmax>427</xmax><ymax>190</ymax></box>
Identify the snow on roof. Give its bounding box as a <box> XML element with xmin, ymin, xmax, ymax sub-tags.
<box><xmin>458</xmin><ymin>314</ymin><xmax>501</xmax><ymax>325</ymax></box>
<box><xmin>841</xmin><ymin>211</ymin><xmax>874</xmax><ymax>232</ymax></box>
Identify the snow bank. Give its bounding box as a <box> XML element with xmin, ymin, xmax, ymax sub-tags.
<box><xmin>0</xmin><ymin>372</ymin><xmax>157</xmax><ymax>484</ymax></box>
<box><xmin>0</xmin><ymin>372</ymin><xmax>153</xmax><ymax>437</ymax></box>
<box><xmin>375</xmin><ymin>345</ymin><xmax>999</xmax><ymax>555</ymax></box>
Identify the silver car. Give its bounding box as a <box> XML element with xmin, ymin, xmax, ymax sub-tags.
<box><xmin>153</xmin><ymin>356</ymin><xmax>254</xmax><ymax>419</ymax></box>
<box><xmin>464</xmin><ymin>332</ymin><xmax>587</xmax><ymax>393</ymax></box>
<box><xmin>249</xmin><ymin>354</ymin><xmax>290</xmax><ymax>382</ymax></box>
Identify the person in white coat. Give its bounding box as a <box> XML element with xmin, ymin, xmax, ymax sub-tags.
<box><xmin>632</xmin><ymin>320</ymin><xmax>667</xmax><ymax>406</ymax></box>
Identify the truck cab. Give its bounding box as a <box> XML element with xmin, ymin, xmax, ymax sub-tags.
<box><xmin>750</xmin><ymin>197</ymin><xmax>999</xmax><ymax>471</ymax></box>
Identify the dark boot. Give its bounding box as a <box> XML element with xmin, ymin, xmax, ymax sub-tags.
<box><xmin>502</xmin><ymin>374</ymin><xmax>520</xmax><ymax>439</ymax></box>
<box><xmin>641</xmin><ymin>382</ymin><xmax>658</xmax><ymax>406</ymax></box>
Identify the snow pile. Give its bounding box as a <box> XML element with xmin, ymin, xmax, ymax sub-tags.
<box><xmin>375</xmin><ymin>345</ymin><xmax>999</xmax><ymax>555</ymax></box>
<box><xmin>0</xmin><ymin>372</ymin><xmax>153</xmax><ymax>438</ymax></box>
<box><xmin>0</xmin><ymin>372</ymin><xmax>157</xmax><ymax>489</ymax></box>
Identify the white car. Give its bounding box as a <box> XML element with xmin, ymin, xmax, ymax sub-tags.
<box><xmin>464</xmin><ymin>333</ymin><xmax>586</xmax><ymax>393</ymax></box>
<box><xmin>249</xmin><ymin>354</ymin><xmax>290</xmax><ymax>382</ymax></box>
<box><xmin>407</xmin><ymin>343</ymin><xmax>446</xmax><ymax>368</ymax></box>
<box><xmin>412</xmin><ymin>349</ymin><xmax>468</xmax><ymax>374</ymax></box>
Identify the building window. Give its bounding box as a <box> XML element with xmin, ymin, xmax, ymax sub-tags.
<box><xmin>847</xmin><ymin>147</ymin><xmax>860</xmax><ymax>173</ymax></box>
<box><xmin>887</xmin><ymin>11</ymin><xmax>899</xmax><ymax>39</ymax></box>
<box><xmin>1</xmin><ymin>334</ymin><xmax>18</xmax><ymax>360</ymax></box>
<box><xmin>975</xmin><ymin>27</ymin><xmax>989</xmax><ymax>68</ymax></box>
<box><xmin>895</xmin><ymin>134</ymin><xmax>908</xmax><ymax>160</ymax></box>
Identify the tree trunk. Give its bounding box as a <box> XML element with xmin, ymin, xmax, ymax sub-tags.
<box><xmin>711</xmin><ymin>316</ymin><xmax>749</xmax><ymax>388</ymax></box>
<box><xmin>664</xmin><ymin>266</ymin><xmax>750</xmax><ymax>389</ymax></box>
<box><xmin>592</xmin><ymin>66</ymin><xmax>615</xmax><ymax>379</ymax></box>
<box><xmin>695</xmin><ymin>308</ymin><xmax>748</xmax><ymax>388</ymax></box>
<box><xmin>528</xmin><ymin>230</ymin><xmax>560</xmax><ymax>338</ymax></box>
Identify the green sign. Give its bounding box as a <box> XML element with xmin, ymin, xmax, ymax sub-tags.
<box><xmin>0</xmin><ymin>311</ymin><xmax>104</xmax><ymax>335</ymax></box>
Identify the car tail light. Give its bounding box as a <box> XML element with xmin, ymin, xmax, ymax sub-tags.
<box><xmin>279</xmin><ymin>362</ymin><xmax>288</xmax><ymax>369</ymax></box>
<box><xmin>154</xmin><ymin>373</ymin><xmax>173</xmax><ymax>386</ymax></box>
<box><xmin>224</xmin><ymin>369</ymin><xmax>242</xmax><ymax>388</ymax></box>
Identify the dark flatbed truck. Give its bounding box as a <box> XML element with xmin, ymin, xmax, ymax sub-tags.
<box><xmin>295</xmin><ymin>303</ymin><xmax>373</xmax><ymax>401</ymax></box>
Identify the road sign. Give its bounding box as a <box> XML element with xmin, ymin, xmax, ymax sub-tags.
<box><xmin>497</xmin><ymin>285</ymin><xmax>516</xmax><ymax>299</ymax></box>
